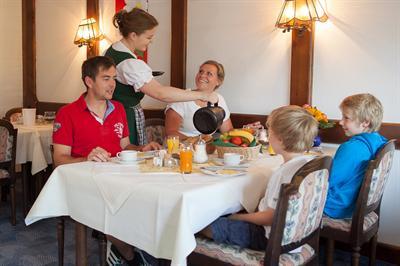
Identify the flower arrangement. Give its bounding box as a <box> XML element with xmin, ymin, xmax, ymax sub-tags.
<box><xmin>302</xmin><ymin>104</ymin><xmax>335</xmax><ymax>129</ymax></box>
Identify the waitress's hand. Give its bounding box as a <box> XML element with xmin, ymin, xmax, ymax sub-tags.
<box><xmin>141</xmin><ymin>141</ymin><xmax>163</xmax><ymax>151</ymax></box>
<box><xmin>202</xmin><ymin>91</ymin><xmax>219</xmax><ymax>104</ymax></box>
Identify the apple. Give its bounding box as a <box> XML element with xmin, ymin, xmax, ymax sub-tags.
<box><xmin>230</xmin><ymin>136</ymin><xmax>242</xmax><ymax>146</ymax></box>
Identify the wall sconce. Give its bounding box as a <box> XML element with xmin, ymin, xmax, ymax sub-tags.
<box><xmin>74</xmin><ymin>18</ymin><xmax>103</xmax><ymax>47</ymax></box>
<box><xmin>276</xmin><ymin>0</ymin><xmax>328</xmax><ymax>33</ymax></box>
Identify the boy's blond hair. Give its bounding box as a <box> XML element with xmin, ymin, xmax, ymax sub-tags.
<box><xmin>340</xmin><ymin>93</ymin><xmax>383</xmax><ymax>132</ymax></box>
<box><xmin>268</xmin><ymin>105</ymin><xmax>318</xmax><ymax>153</ymax></box>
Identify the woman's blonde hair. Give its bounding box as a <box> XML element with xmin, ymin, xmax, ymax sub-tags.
<box><xmin>200</xmin><ymin>60</ymin><xmax>225</xmax><ymax>89</ymax></box>
<box><xmin>340</xmin><ymin>93</ymin><xmax>383</xmax><ymax>132</ymax></box>
<box><xmin>113</xmin><ymin>8</ymin><xmax>158</xmax><ymax>37</ymax></box>
<box><xmin>268</xmin><ymin>105</ymin><xmax>318</xmax><ymax>153</ymax></box>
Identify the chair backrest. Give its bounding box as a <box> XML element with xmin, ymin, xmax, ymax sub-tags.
<box><xmin>0</xmin><ymin>119</ymin><xmax>17</xmax><ymax>174</ymax></box>
<box><xmin>145</xmin><ymin>118</ymin><xmax>165</xmax><ymax>145</ymax></box>
<box><xmin>4</xmin><ymin>107</ymin><xmax>23</xmax><ymax>123</ymax></box>
<box><xmin>266</xmin><ymin>155</ymin><xmax>332</xmax><ymax>264</ymax></box>
<box><xmin>351</xmin><ymin>139</ymin><xmax>395</xmax><ymax>237</ymax></box>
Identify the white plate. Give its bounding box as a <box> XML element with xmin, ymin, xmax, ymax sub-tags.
<box><xmin>200</xmin><ymin>166</ymin><xmax>246</xmax><ymax>177</ymax></box>
<box><xmin>112</xmin><ymin>157</ymin><xmax>144</xmax><ymax>165</ymax></box>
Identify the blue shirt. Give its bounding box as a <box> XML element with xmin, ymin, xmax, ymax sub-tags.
<box><xmin>324</xmin><ymin>132</ymin><xmax>387</xmax><ymax>218</ymax></box>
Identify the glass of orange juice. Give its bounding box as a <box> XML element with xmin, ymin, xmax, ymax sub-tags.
<box><xmin>180</xmin><ymin>144</ymin><xmax>193</xmax><ymax>174</ymax></box>
<box><xmin>167</xmin><ymin>135</ymin><xmax>180</xmax><ymax>154</ymax></box>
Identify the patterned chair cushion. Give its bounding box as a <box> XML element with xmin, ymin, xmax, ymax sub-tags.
<box><xmin>0</xmin><ymin>169</ymin><xmax>10</xmax><ymax>179</ymax></box>
<box><xmin>145</xmin><ymin>125</ymin><xmax>165</xmax><ymax>145</ymax></box>
<box><xmin>0</xmin><ymin>127</ymin><xmax>13</xmax><ymax>162</ymax></box>
<box><xmin>194</xmin><ymin>237</ymin><xmax>315</xmax><ymax>266</ymax></box>
<box><xmin>367</xmin><ymin>151</ymin><xmax>394</xmax><ymax>206</ymax></box>
<box><xmin>322</xmin><ymin>212</ymin><xmax>379</xmax><ymax>232</ymax></box>
<box><xmin>282</xmin><ymin>169</ymin><xmax>329</xmax><ymax>245</ymax></box>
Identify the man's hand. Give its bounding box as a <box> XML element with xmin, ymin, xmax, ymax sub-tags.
<box><xmin>87</xmin><ymin>147</ymin><xmax>111</xmax><ymax>162</ymax></box>
<box><xmin>141</xmin><ymin>141</ymin><xmax>163</xmax><ymax>151</ymax></box>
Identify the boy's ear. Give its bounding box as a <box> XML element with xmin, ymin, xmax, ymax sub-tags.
<box><xmin>360</xmin><ymin>120</ymin><xmax>371</xmax><ymax>129</ymax></box>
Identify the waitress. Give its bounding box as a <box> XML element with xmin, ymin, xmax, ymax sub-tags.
<box><xmin>105</xmin><ymin>8</ymin><xmax>218</xmax><ymax>145</ymax></box>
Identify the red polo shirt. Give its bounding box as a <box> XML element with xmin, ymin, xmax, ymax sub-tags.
<box><xmin>53</xmin><ymin>94</ymin><xmax>129</xmax><ymax>157</ymax></box>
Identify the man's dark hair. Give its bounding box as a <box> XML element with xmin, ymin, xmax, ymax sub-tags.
<box><xmin>81</xmin><ymin>56</ymin><xmax>115</xmax><ymax>87</ymax></box>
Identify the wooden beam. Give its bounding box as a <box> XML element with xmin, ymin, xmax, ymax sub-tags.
<box><xmin>22</xmin><ymin>0</ymin><xmax>38</xmax><ymax>108</ymax></box>
<box><xmin>170</xmin><ymin>0</ymin><xmax>187</xmax><ymax>88</ymax></box>
<box><xmin>290</xmin><ymin>23</ymin><xmax>315</xmax><ymax>106</ymax></box>
<box><xmin>87</xmin><ymin>0</ymin><xmax>100</xmax><ymax>58</ymax></box>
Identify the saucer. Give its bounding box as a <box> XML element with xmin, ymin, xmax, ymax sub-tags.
<box><xmin>212</xmin><ymin>158</ymin><xmax>249</xmax><ymax>167</ymax></box>
<box><xmin>112</xmin><ymin>157</ymin><xmax>144</xmax><ymax>165</ymax></box>
<box><xmin>138</xmin><ymin>150</ymin><xmax>159</xmax><ymax>159</ymax></box>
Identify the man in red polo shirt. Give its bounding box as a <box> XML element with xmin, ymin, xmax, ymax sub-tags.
<box><xmin>52</xmin><ymin>56</ymin><xmax>161</xmax><ymax>264</ymax></box>
<box><xmin>53</xmin><ymin>56</ymin><xmax>161</xmax><ymax>166</ymax></box>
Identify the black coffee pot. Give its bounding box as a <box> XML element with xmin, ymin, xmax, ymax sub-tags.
<box><xmin>193</xmin><ymin>102</ymin><xmax>226</xmax><ymax>135</ymax></box>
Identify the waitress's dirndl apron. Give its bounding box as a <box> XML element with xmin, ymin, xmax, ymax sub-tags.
<box><xmin>105</xmin><ymin>46</ymin><xmax>147</xmax><ymax>145</ymax></box>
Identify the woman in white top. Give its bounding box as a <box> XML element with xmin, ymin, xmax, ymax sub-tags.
<box><xmin>165</xmin><ymin>60</ymin><xmax>234</xmax><ymax>139</ymax></box>
<box><xmin>105</xmin><ymin>8</ymin><xmax>218</xmax><ymax>146</ymax></box>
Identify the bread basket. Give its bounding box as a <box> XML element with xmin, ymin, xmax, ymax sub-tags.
<box><xmin>215</xmin><ymin>144</ymin><xmax>261</xmax><ymax>160</ymax></box>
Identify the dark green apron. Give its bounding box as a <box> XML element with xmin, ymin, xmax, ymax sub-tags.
<box><xmin>105</xmin><ymin>46</ymin><xmax>145</xmax><ymax>145</ymax></box>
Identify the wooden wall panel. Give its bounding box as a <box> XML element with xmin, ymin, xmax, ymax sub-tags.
<box><xmin>170</xmin><ymin>0</ymin><xmax>187</xmax><ymax>89</ymax></box>
<box><xmin>290</xmin><ymin>25</ymin><xmax>314</xmax><ymax>106</ymax></box>
<box><xmin>22</xmin><ymin>0</ymin><xmax>38</xmax><ymax>108</ymax></box>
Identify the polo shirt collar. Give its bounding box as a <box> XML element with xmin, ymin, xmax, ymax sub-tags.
<box><xmin>112</xmin><ymin>41</ymin><xmax>137</xmax><ymax>59</ymax></box>
<box><xmin>77</xmin><ymin>93</ymin><xmax>115</xmax><ymax>121</ymax></box>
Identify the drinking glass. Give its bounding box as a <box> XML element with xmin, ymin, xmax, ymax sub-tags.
<box><xmin>44</xmin><ymin>111</ymin><xmax>56</xmax><ymax>122</ymax></box>
<box><xmin>179</xmin><ymin>144</ymin><xmax>193</xmax><ymax>174</ymax></box>
<box><xmin>167</xmin><ymin>135</ymin><xmax>180</xmax><ymax>154</ymax></box>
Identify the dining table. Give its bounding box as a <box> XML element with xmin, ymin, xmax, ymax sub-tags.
<box><xmin>24</xmin><ymin>145</ymin><xmax>336</xmax><ymax>266</ymax></box>
<box><xmin>12</xmin><ymin>122</ymin><xmax>53</xmax><ymax>215</ymax></box>
<box><xmin>13</xmin><ymin>122</ymin><xmax>53</xmax><ymax>175</ymax></box>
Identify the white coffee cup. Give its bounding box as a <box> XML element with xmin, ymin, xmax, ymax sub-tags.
<box><xmin>223</xmin><ymin>153</ymin><xmax>244</xmax><ymax>166</ymax></box>
<box><xmin>22</xmin><ymin>108</ymin><xmax>36</xmax><ymax>126</ymax></box>
<box><xmin>116</xmin><ymin>150</ymin><xmax>138</xmax><ymax>161</ymax></box>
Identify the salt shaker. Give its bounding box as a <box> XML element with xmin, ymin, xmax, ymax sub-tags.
<box><xmin>193</xmin><ymin>138</ymin><xmax>208</xmax><ymax>163</ymax></box>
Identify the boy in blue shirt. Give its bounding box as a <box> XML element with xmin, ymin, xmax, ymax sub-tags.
<box><xmin>324</xmin><ymin>93</ymin><xmax>387</xmax><ymax>219</ymax></box>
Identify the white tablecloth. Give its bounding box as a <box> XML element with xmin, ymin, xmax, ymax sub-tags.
<box><xmin>25</xmin><ymin>154</ymin><xmax>283</xmax><ymax>265</ymax></box>
<box><xmin>13</xmin><ymin>124</ymin><xmax>53</xmax><ymax>175</ymax></box>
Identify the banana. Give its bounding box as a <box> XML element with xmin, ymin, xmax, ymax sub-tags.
<box><xmin>228</xmin><ymin>129</ymin><xmax>255</xmax><ymax>143</ymax></box>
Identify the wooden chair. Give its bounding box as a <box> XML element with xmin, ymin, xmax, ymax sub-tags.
<box><xmin>188</xmin><ymin>156</ymin><xmax>332</xmax><ymax>266</ymax></box>
<box><xmin>145</xmin><ymin>118</ymin><xmax>165</xmax><ymax>145</ymax></box>
<box><xmin>321</xmin><ymin>139</ymin><xmax>396</xmax><ymax>266</ymax></box>
<box><xmin>0</xmin><ymin>119</ymin><xmax>18</xmax><ymax>225</ymax></box>
<box><xmin>4</xmin><ymin>107</ymin><xmax>23</xmax><ymax>123</ymax></box>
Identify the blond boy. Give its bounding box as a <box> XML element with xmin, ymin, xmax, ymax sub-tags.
<box><xmin>200</xmin><ymin>105</ymin><xmax>318</xmax><ymax>250</ymax></box>
<box><xmin>324</xmin><ymin>93</ymin><xmax>387</xmax><ymax>218</ymax></box>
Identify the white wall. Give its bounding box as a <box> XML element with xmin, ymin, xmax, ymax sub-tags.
<box><xmin>313</xmin><ymin>0</ymin><xmax>400</xmax><ymax>122</ymax></box>
<box><xmin>35</xmin><ymin>0</ymin><xmax>170</xmax><ymax>107</ymax></box>
<box><xmin>36</xmin><ymin>0</ymin><xmax>87</xmax><ymax>103</ymax></box>
<box><xmin>187</xmin><ymin>0</ymin><xmax>291</xmax><ymax>115</ymax></box>
<box><xmin>0</xmin><ymin>0</ymin><xmax>22</xmax><ymax>117</ymax></box>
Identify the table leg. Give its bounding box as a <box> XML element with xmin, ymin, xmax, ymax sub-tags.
<box><xmin>21</xmin><ymin>163</ymin><xmax>29</xmax><ymax>216</ymax></box>
<box><xmin>75</xmin><ymin>221</ymin><xmax>87</xmax><ymax>266</ymax></box>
